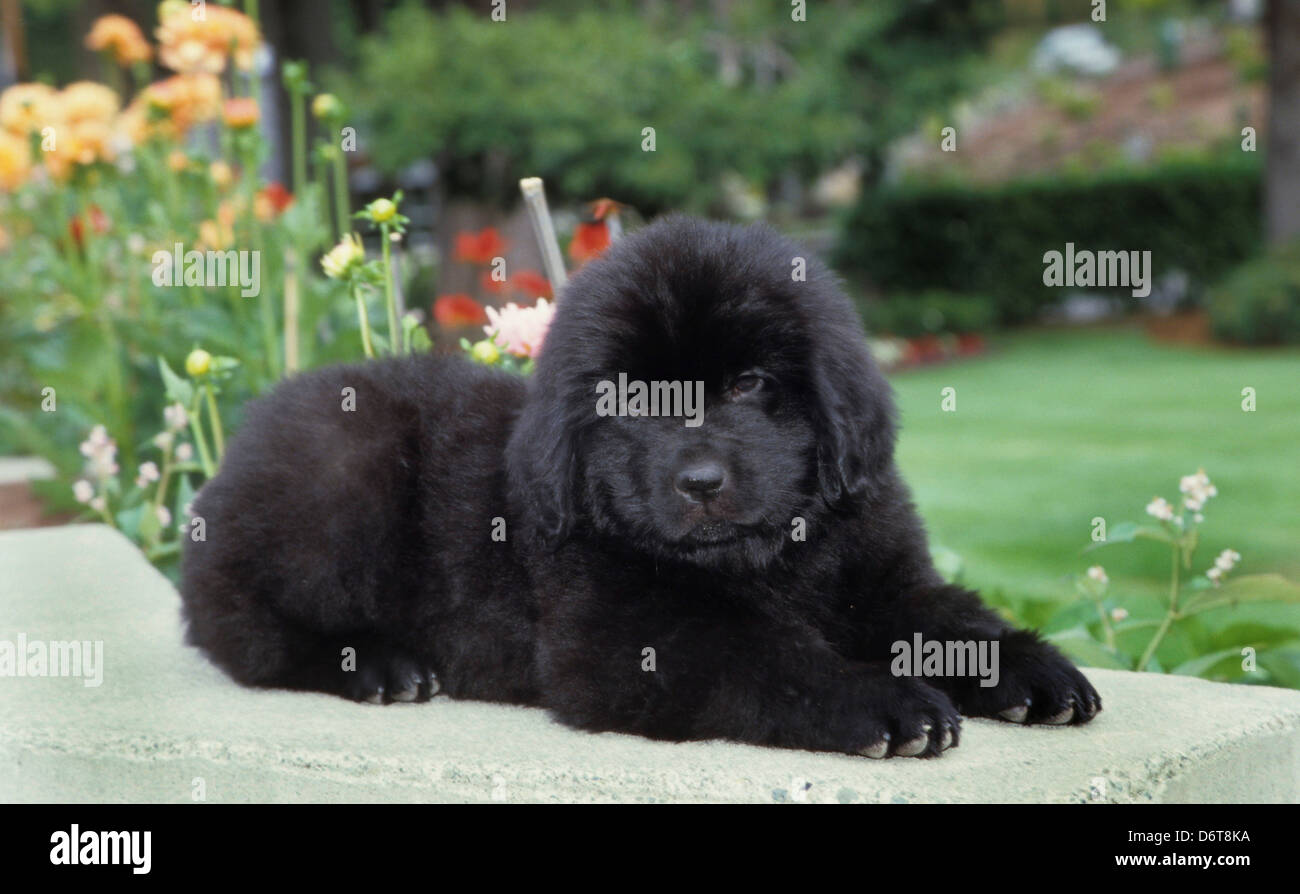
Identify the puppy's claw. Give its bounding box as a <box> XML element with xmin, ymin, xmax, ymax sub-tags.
<box><xmin>363</xmin><ymin>687</ymin><xmax>385</xmax><ymax>705</ymax></box>
<box><xmin>939</xmin><ymin>725</ymin><xmax>955</xmax><ymax>750</ymax></box>
<box><xmin>999</xmin><ymin>703</ymin><xmax>1029</xmax><ymax>724</ymax></box>
<box><xmin>858</xmin><ymin>732</ymin><xmax>890</xmax><ymax>759</ymax></box>
<box><xmin>859</xmin><ymin>738</ymin><xmax>890</xmax><ymax>759</ymax></box>
<box><xmin>425</xmin><ymin>671</ymin><xmax>442</xmax><ymax>698</ymax></box>
<box><xmin>895</xmin><ymin>734</ymin><xmax>929</xmax><ymax>757</ymax></box>
<box><xmin>1043</xmin><ymin>705</ymin><xmax>1075</xmax><ymax>725</ymax></box>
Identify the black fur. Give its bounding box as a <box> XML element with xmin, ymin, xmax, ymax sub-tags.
<box><xmin>181</xmin><ymin>216</ymin><xmax>1099</xmax><ymax>758</ymax></box>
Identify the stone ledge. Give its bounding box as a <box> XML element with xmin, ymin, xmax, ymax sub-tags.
<box><xmin>2</xmin><ymin>524</ymin><xmax>1299</xmax><ymax>803</ymax></box>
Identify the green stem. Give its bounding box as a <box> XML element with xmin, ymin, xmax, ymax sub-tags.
<box><xmin>1094</xmin><ymin>601</ymin><xmax>1115</xmax><ymax>650</ymax></box>
<box><xmin>332</xmin><ymin>149</ymin><xmax>349</xmax><ymax>241</ymax></box>
<box><xmin>290</xmin><ymin>83</ymin><xmax>307</xmax><ymax>194</ymax></box>
<box><xmin>188</xmin><ymin>397</ymin><xmax>217</xmax><ymax>479</ymax></box>
<box><xmin>381</xmin><ymin>224</ymin><xmax>400</xmax><ymax>354</ymax></box>
<box><xmin>204</xmin><ymin>385</ymin><xmax>226</xmax><ymax>460</ymax></box>
<box><xmin>1136</xmin><ymin>545</ymin><xmax>1182</xmax><ymax>672</ymax></box>
<box><xmin>352</xmin><ymin>283</ymin><xmax>375</xmax><ymax>358</ymax></box>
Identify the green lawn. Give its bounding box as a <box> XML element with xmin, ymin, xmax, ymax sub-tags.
<box><xmin>889</xmin><ymin>327</ymin><xmax>1300</xmax><ymax>655</ymax></box>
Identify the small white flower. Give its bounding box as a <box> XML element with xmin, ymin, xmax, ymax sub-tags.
<box><xmin>1087</xmin><ymin>565</ymin><xmax>1108</xmax><ymax>585</ymax></box>
<box><xmin>1146</xmin><ymin>496</ymin><xmax>1174</xmax><ymax>521</ymax></box>
<box><xmin>89</xmin><ymin>495</ymin><xmax>107</xmax><ymax>513</ymax></box>
<box><xmin>1206</xmin><ymin>566</ymin><xmax>1223</xmax><ymax>585</ymax></box>
<box><xmin>135</xmin><ymin>462</ymin><xmax>160</xmax><ymax>488</ymax></box>
<box><xmin>1111</xmin><ymin>607</ymin><xmax>1129</xmax><ymax>622</ymax></box>
<box><xmin>164</xmin><ymin>402</ymin><xmax>188</xmax><ymax>433</ymax></box>
<box><xmin>1193</xmin><ymin>513</ymin><xmax>1204</xmax><ymax>523</ymax></box>
<box><xmin>155</xmin><ymin>505</ymin><xmax>172</xmax><ymax>527</ymax></box>
<box><xmin>175</xmin><ymin>443</ymin><xmax>193</xmax><ymax>462</ymax></box>
<box><xmin>72</xmin><ymin>480</ymin><xmax>94</xmax><ymax>504</ymax></box>
<box><xmin>1214</xmin><ymin>549</ymin><xmax>1241</xmax><ymax>572</ymax></box>
<box><xmin>153</xmin><ymin>431</ymin><xmax>174</xmax><ymax>450</ymax></box>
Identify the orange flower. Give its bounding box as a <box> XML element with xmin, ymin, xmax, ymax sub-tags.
<box><xmin>167</xmin><ymin>150</ymin><xmax>190</xmax><ymax>172</ymax></box>
<box><xmin>0</xmin><ymin>83</ymin><xmax>61</xmax><ymax>136</ymax></box>
<box><xmin>156</xmin><ymin>4</ymin><xmax>261</xmax><ymax>75</ymax></box>
<box><xmin>85</xmin><ymin>14</ymin><xmax>153</xmax><ymax>66</ymax></box>
<box><xmin>222</xmin><ymin>97</ymin><xmax>259</xmax><ymax>129</ymax></box>
<box><xmin>0</xmin><ymin>131</ymin><xmax>32</xmax><ymax>190</ymax></box>
<box><xmin>131</xmin><ymin>73</ymin><xmax>221</xmax><ymax>139</ymax></box>
<box><xmin>569</xmin><ymin>221</ymin><xmax>610</xmax><ymax>263</ymax></box>
<box><xmin>60</xmin><ymin>81</ymin><xmax>120</xmax><ymax>124</ymax></box>
<box><xmin>434</xmin><ymin>294</ymin><xmax>488</xmax><ymax>328</ymax></box>
<box><xmin>254</xmin><ymin>182</ymin><xmax>294</xmax><ymax>221</ymax></box>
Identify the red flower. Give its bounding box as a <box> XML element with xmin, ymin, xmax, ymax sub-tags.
<box><xmin>433</xmin><ymin>294</ymin><xmax>488</xmax><ymax>328</ymax></box>
<box><xmin>69</xmin><ymin>205</ymin><xmax>110</xmax><ymax>248</ymax></box>
<box><xmin>508</xmin><ymin>268</ymin><xmax>552</xmax><ymax>298</ymax></box>
<box><xmin>569</xmin><ymin>221</ymin><xmax>610</xmax><ymax>263</ymax></box>
<box><xmin>453</xmin><ymin>227</ymin><xmax>508</xmax><ymax>265</ymax></box>
<box><xmin>256</xmin><ymin>181</ymin><xmax>294</xmax><ymax>218</ymax></box>
<box><xmin>479</xmin><ymin>269</ymin><xmax>507</xmax><ymax>294</ymax></box>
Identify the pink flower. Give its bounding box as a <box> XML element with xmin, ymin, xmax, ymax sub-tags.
<box><xmin>484</xmin><ymin>297</ymin><xmax>554</xmax><ymax>359</ymax></box>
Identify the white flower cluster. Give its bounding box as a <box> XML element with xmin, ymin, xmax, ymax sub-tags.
<box><xmin>1205</xmin><ymin>549</ymin><xmax>1242</xmax><ymax>586</ymax></box>
<box><xmin>1146</xmin><ymin>468</ymin><xmax>1218</xmax><ymax>527</ymax></box>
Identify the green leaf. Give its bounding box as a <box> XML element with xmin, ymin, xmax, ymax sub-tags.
<box><xmin>1182</xmin><ymin>574</ymin><xmax>1300</xmax><ymax>616</ymax></box>
<box><xmin>157</xmin><ymin>356</ymin><xmax>194</xmax><ymax>406</ymax></box>
<box><xmin>1170</xmin><ymin>647</ymin><xmax>1250</xmax><ymax>680</ymax></box>
<box><xmin>1085</xmin><ymin>520</ymin><xmax>1175</xmax><ymax>551</ymax></box>
<box><xmin>1045</xmin><ymin>627</ymin><xmax>1133</xmax><ymax>670</ymax></box>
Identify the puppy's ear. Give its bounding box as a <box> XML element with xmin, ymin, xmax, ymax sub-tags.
<box><xmin>810</xmin><ymin>329</ymin><xmax>898</xmax><ymax>505</ymax></box>
<box><xmin>506</xmin><ymin>378</ymin><xmax>578</xmax><ymax>546</ymax></box>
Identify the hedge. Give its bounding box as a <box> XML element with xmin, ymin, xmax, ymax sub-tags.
<box><xmin>835</xmin><ymin>158</ymin><xmax>1264</xmax><ymax>324</ymax></box>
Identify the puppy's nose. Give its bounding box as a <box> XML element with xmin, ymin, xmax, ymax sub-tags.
<box><xmin>674</xmin><ymin>463</ymin><xmax>726</xmax><ymax>503</ymax></box>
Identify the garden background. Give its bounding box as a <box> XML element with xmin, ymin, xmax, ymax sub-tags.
<box><xmin>2</xmin><ymin>0</ymin><xmax>1299</xmax><ymax>688</ymax></box>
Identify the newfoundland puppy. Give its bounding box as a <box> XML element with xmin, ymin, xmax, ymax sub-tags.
<box><xmin>181</xmin><ymin>215</ymin><xmax>1099</xmax><ymax>758</ymax></box>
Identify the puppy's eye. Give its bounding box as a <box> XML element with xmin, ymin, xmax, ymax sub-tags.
<box><xmin>728</xmin><ymin>374</ymin><xmax>764</xmax><ymax>399</ymax></box>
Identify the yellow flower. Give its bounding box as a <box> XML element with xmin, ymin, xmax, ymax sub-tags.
<box><xmin>168</xmin><ymin>149</ymin><xmax>189</xmax><ymax>172</ymax></box>
<box><xmin>85</xmin><ymin>14</ymin><xmax>153</xmax><ymax>66</ymax></box>
<box><xmin>311</xmin><ymin>94</ymin><xmax>343</xmax><ymax>121</ymax></box>
<box><xmin>370</xmin><ymin>198</ymin><xmax>397</xmax><ymax>223</ymax></box>
<box><xmin>0</xmin><ymin>131</ymin><xmax>32</xmax><ymax>190</ymax></box>
<box><xmin>0</xmin><ymin>83</ymin><xmax>61</xmax><ymax>136</ymax></box>
<box><xmin>185</xmin><ymin>349</ymin><xmax>212</xmax><ymax>377</ymax></box>
<box><xmin>469</xmin><ymin>339</ymin><xmax>501</xmax><ymax>366</ymax></box>
<box><xmin>209</xmin><ymin>160</ymin><xmax>233</xmax><ymax>188</ymax></box>
<box><xmin>156</xmin><ymin>4</ymin><xmax>261</xmax><ymax>75</ymax></box>
<box><xmin>321</xmin><ymin>233</ymin><xmax>365</xmax><ymax>280</ymax></box>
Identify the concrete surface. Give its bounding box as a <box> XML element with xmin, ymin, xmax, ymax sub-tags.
<box><xmin>0</xmin><ymin>457</ymin><xmax>55</xmax><ymax>485</ymax></box>
<box><xmin>2</xmin><ymin>524</ymin><xmax>1299</xmax><ymax>803</ymax></box>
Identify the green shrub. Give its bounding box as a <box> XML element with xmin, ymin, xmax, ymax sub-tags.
<box><xmin>1208</xmin><ymin>243</ymin><xmax>1300</xmax><ymax>345</ymax></box>
<box><xmin>836</xmin><ymin>158</ymin><xmax>1263</xmax><ymax>324</ymax></box>
<box><xmin>862</xmin><ymin>290</ymin><xmax>997</xmax><ymax>337</ymax></box>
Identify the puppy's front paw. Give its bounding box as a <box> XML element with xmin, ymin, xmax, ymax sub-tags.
<box><xmin>344</xmin><ymin>647</ymin><xmax>441</xmax><ymax>705</ymax></box>
<box><xmin>843</xmin><ymin>676</ymin><xmax>962</xmax><ymax>759</ymax></box>
<box><xmin>960</xmin><ymin>631</ymin><xmax>1100</xmax><ymax>725</ymax></box>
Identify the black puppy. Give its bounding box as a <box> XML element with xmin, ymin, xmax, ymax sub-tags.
<box><xmin>181</xmin><ymin>215</ymin><xmax>1099</xmax><ymax>758</ymax></box>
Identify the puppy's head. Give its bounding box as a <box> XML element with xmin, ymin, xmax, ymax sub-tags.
<box><xmin>507</xmin><ymin>215</ymin><xmax>895</xmax><ymax>569</ymax></box>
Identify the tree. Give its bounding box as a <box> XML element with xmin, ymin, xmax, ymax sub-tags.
<box><xmin>1266</xmin><ymin>0</ymin><xmax>1300</xmax><ymax>244</ymax></box>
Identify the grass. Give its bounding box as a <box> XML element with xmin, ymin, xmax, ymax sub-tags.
<box><xmin>889</xmin><ymin>326</ymin><xmax>1300</xmax><ymax>641</ymax></box>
